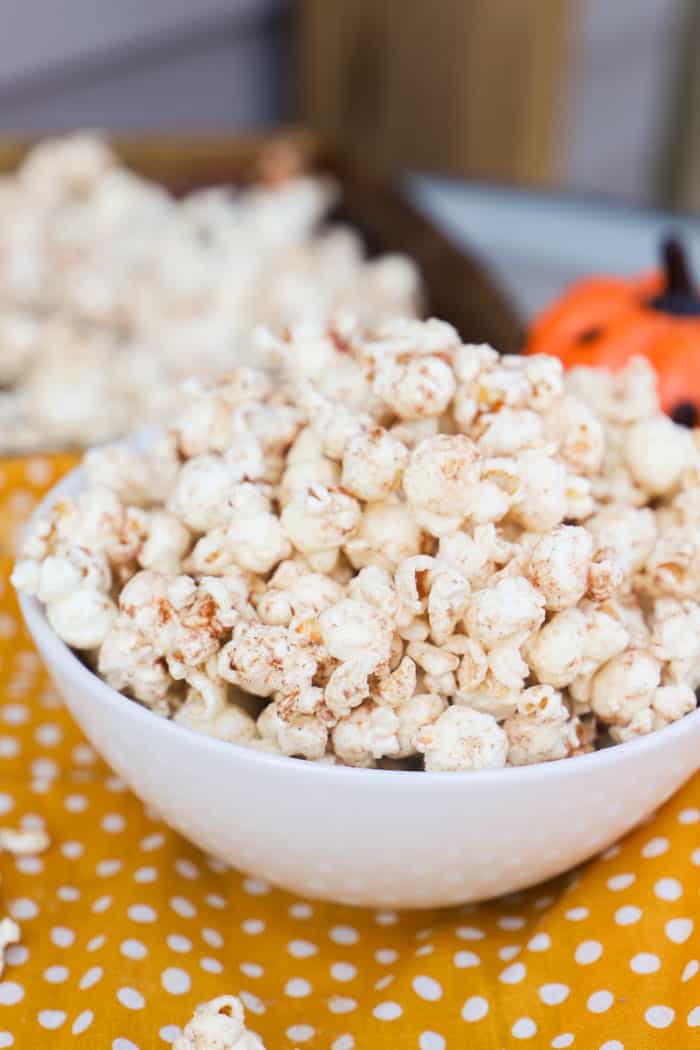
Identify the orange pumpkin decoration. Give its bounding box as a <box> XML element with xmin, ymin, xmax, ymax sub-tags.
<box><xmin>526</xmin><ymin>238</ymin><xmax>700</xmax><ymax>425</ymax></box>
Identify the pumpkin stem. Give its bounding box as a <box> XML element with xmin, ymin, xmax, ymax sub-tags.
<box><xmin>662</xmin><ymin>237</ymin><xmax>694</xmax><ymax>296</ymax></box>
<box><xmin>649</xmin><ymin>236</ymin><xmax>700</xmax><ymax>316</ymax></box>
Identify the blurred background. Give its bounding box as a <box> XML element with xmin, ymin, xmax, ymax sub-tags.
<box><xmin>1</xmin><ymin>0</ymin><xmax>698</xmax><ymax>209</ymax></box>
<box><xmin>3</xmin><ymin>0</ymin><xmax>697</xmax><ymax>320</ymax></box>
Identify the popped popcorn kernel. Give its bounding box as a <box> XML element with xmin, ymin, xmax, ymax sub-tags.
<box><xmin>174</xmin><ymin>993</ymin><xmax>265</xmax><ymax>1050</ymax></box>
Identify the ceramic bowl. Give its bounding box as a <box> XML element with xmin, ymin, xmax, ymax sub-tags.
<box><xmin>17</xmin><ymin>463</ymin><xmax>700</xmax><ymax>908</ymax></box>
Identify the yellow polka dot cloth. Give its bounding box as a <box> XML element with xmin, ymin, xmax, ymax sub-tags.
<box><xmin>0</xmin><ymin>454</ymin><xmax>698</xmax><ymax>1050</ymax></box>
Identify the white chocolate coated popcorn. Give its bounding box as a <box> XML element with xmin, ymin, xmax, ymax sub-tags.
<box><xmin>504</xmin><ymin>685</ymin><xmax>582</xmax><ymax>766</ymax></box>
<box><xmin>14</xmin><ymin>330</ymin><xmax>700</xmax><ymax>771</ymax></box>
<box><xmin>0</xmin><ymin>826</ymin><xmax>50</xmax><ymax>856</ymax></box>
<box><xmin>0</xmin><ymin>918</ymin><xmax>20</xmax><ymax>979</ymax></box>
<box><xmin>416</xmin><ymin>705</ymin><xmax>508</xmax><ymax>771</ymax></box>
<box><xmin>174</xmin><ymin>994</ymin><xmax>265</xmax><ymax>1050</ymax></box>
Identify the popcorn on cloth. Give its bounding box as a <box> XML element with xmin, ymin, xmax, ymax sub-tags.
<box><xmin>0</xmin><ymin>918</ymin><xmax>20</xmax><ymax>980</ymax></box>
<box><xmin>0</xmin><ymin>826</ymin><xmax>51</xmax><ymax>856</ymax></box>
<box><xmin>12</xmin><ymin>321</ymin><xmax>700</xmax><ymax>769</ymax></box>
<box><xmin>174</xmin><ymin>994</ymin><xmax>265</xmax><ymax>1050</ymax></box>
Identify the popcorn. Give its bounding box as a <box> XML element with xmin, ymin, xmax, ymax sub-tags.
<box><xmin>416</xmin><ymin>706</ymin><xmax>508</xmax><ymax>771</ymax></box>
<box><xmin>466</xmin><ymin>576</ymin><xmax>545</xmax><ymax>649</ymax></box>
<box><xmin>0</xmin><ymin>918</ymin><xmax>20</xmax><ymax>980</ymax></box>
<box><xmin>174</xmin><ymin>687</ymin><xmax>257</xmax><ymax>745</ymax></box>
<box><xmin>375</xmin><ymin>354</ymin><xmax>456</xmax><ymax>420</ymax></box>
<box><xmin>0</xmin><ymin>135</ymin><xmax>421</xmax><ymax>454</ymax></box>
<box><xmin>281</xmin><ymin>485</ymin><xmax>361</xmax><ymax>561</ymax></box>
<box><xmin>504</xmin><ymin>685</ymin><xmax>582</xmax><ymax>765</ymax></box>
<box><xmin>138</xmin><ymin>512</ymin><xmax>192</xmax><ymax>575</ymax></box>
<box><xmin>0</xmin><ymin>826</ymin><xmax>50</xmax><ymax>855</ymax></box>
<box><xmin>403</xmin><ymin>434</ymin><xmax>480</xmax><ymax>531</ymax></box>
<box><xmin>318</xmin><ymin>598</ymin><xmax>393</xmax><ymax>665</ymax></box>
<box><xmin>395</xmin><ymin>692</ymin><xmax>447</xmax><ymax>757</ymax></box>
<box><xmin>98</xmin><ymin>625</ymin><xmax>172</xmax><ymax>706</ymax></box>
<box><xmin>527</xmin><ymin>525</ymin><xmax>592</xmax><ymax>611</ymax></box>
<box><xmin>258</xmin><ymin>701</ymin><xmax>328</xmax><ymax>760</ymax></box>
<box><xmin>174</xmin><ymin>994</ymin><xmax>265</xmax><ymax>1050</ymax></box>
<box><xmin>15</xmin><ymin>329</ymin><xmax>700</xmax><ymax>772</ymax></box>
<box><xmin>623</xmin><ymin>416</ymin><xmax>694</xmax><ymax>496</ymax></box>
<box><xmin>332</xmin><ymin>701</ymin><xmax>400</xmax><ymax>766</ymax></box>
<box><xmin>341</xmin><ymin>427</ymin><xmax>408</xmax><ymax>501</ymax></box>
<box><xmin>46</xmin><ymin>589</ymin><xmax>117</xmax><ymax>650</ymax></box>
<box><xmin>526</xmin><ymin>608</ymin><xmax>587</xmax><ymax>687</ymax></box>
<box><xmin>344</xmin><ymin>500</ymin><xmax>422</xmax><ymax>570</ymax></box>
<box><xmin>219</xmin><ymin>622</ymin><xmax>316</xmax><ymax>698</ymax></box>
<box><xmin>590</xmin><ymin>650</ymin><xmax>661</xmax><ymax>726</ymax></box>
<box><xmin>509</xmin><ymin>450</ymin><xmax>568</xmax><ymax>531</ymax></box>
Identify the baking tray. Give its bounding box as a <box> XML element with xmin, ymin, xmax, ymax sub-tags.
<box><xmin>0</xmin><ymin>128</ymin><xmax>522</xmax><ymax>352</ymax></box>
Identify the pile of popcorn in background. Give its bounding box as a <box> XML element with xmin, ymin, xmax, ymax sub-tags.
<box><xmin>0</xmin><ymin>134</ymin><xmax>421</xmax><ymax>453</ymax></box>
<box><xmin>13</xmin><ymin>318</ymin><xmax>700</xmax><ymax>770</ymax></box>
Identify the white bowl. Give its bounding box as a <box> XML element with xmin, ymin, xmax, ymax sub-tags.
<box><xmin>17</xmin><ymin>463</ymin><xmax>700</xmax><ymax>909</ymax></box>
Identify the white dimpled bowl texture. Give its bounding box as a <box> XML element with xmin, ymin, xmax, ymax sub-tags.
<box><xmin>18</xmin><ymin>462</ymin><xmax>700</xmax><ymax>909</ymax></box>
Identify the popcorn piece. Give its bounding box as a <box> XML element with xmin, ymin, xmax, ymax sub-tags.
<box><xmin>344</xmin><ymin>500</ymin><xmax>422</xmax><ymax>570</ymax></box>
<box><xmin>0</xmin><ymin>918</ymin><xmax>20</xmax><ymax>979</ymax></box>
<box><xmin>168</xmin><ymin>455</ymin><xmax>241</xmax><ymax>533</ymax></box>
<box><xmin>623</xmin><ymin>416</ymin><xmax>694</xmax><ymax>496</ymax></box>
<box><xmin>527</xmin><ymin>526</ymin><xmax>593</xmax><ymax>612</ymax></box>
<box><xmin>476</xmin><ymin>408</ymin><xmax>542</xmax><ymax>458</ymax></box>
<box><xmin>373</xmin><ymin>656</ymin><xmax>416</xmax><ymax>708</ymax></box>
<box><xmin>590</xmin><ymin>650</ymin><xmax>661</xmax><ymax>726</ymax></box>
<box><xmin>98</xmin><ymin>625</ymin><xmax>172</xmax><ymax>706</ymax></box>
<box><xmin>347</xmin><ymin>564</ymin><xmax>400</xmax><ymax>620</ymax></box>
<box><xmin>174</xmin><ymin>994</ymin><xmax>265</xmax><ymax>1050</ymax></box>
<box><xmin>509</xmin><ymin>450</ymin><xmax>567</xmax><ymax>532</ymax></box>
<box><xmin>46</xmin><ymin>589</ymin><xmax>117</xmax><ymax>649</ymax></box>
<box><xmin>223</xmin><ymin>508</ymin><xmax>291</xmax><ymax>575</ymax></box>
<box><xmin>466</xmin><ymin>576</ymin><xmax>545</xmax><ymax>649</ymax></box>
<box><xmin>587</xmin><ymin>504</ymin><xmax>657</xmax><ymax>575</ymax></box>
<box><xmin>258</xmin><ymin>701</ymin><xmax>328</xmax><ymax>760</ymax></box>
<box><xmin>403</xmin><ymin>434</ymin><xmax>479</xmax><ymax>531</ymax></box>
<box><xmin>395</xmin><ymin>692</ymin><xmax>447</xmax><ymax>757</ymax></box>
<box><xmin>138</xmin><ymin>512</ymin><xmax>191</xmax><ymax>575</ymax></box>
<box><xmin>504</xmin><ymin>685</ymin><xmax>581</xmax><ymax>766</ymax></box>
<box><xmin>219</xmin><ymin>622</ymin><xmax>315</xmax><ymax>698</ymax></box>
<box><xmin>341</xmin><ymin>427</ymin><xmax>408</xmax><ymax>501</ymax></box>
<box><xmin>318</xmin><ymin>598</ymin><xmax>393</xmax><ymax>666</ymax></box>
<box><xmin>544</xmin><ymin>394</ymin><xmax>604</xmax><ymax>474</ymax></box>
<box><xmin>427</xmin><ymin>566</ymin><xmax>471</xmax><ymax>645</ymax></box>
<box><xmin>0</xmin><ymin>826</ymin><xmax>50</xmax><ymax>855</ymax></box>
<box><xmin>415</xmin><ymin>706</ymin><xmax>508</xmax><ymax>771</ymax></box>
<box><xmin>652</xmin><ymin>683</ymin><xmax>697</xmax><ymax>724</ymax></box>
<box><xmin>281</xmin><ymin>485</ymin><xmax>361</xmax><ymax>558</ymax></box>
<box><xmin>526</xmin><ymin>608</ymin><xmax>587</xmax><ymax>687</ymax></box>
<box><xmin>407</xmin><ymin>640</ymin><xmax>459</xmax><ymax>677</ymax></box>
<box><xmin>332</xmin><ymin>702</ymin><xmax>400</xmax><ymax>766</ymax></box>
<box><xmin>649</xmin><ymin>598</ymin><xmax>700</xmax><ymax>687</ymax></box>
<box><xmin>174</xmin><ymin>685</ymin><xmax>257</xmax><ymax>745</ymax></box>
<box><xmin>587</xmin><ymin>547</ymin><xmax>624</xmax><ymax>602</ymax></box>
<box><xmin>324</xmin><ymin>658</ymin><xmax>374</xmax><ymax>718</ymax></box>
<box><xmin>642</xmin><ymin>527</ymin><xmax>700</xmax><ymax>600</ymax></box>
<box><xmin>257</xmin><ymin>563</ymin><xmax>344</xmax><ymax>626</ymax></box>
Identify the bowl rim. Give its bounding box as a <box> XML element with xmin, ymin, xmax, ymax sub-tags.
<box><xmin>15</xmin><ymin>457</ymin><xmax>700</xmax><ymax>787</ymax></box>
